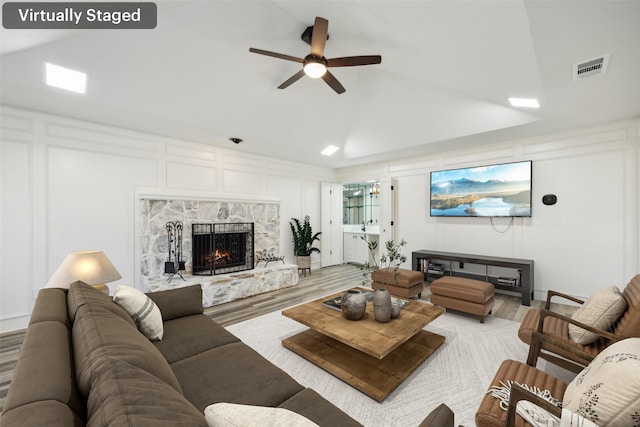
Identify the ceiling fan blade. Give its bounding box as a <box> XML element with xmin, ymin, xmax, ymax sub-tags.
<box><xmin>249</xmin><ymin>48</ymin><xmax>304</xmax><ymax>63</ymax></box>
<box><xmin>322</xmin><ymin>70</ymin><xmax>346</xmax><ymax>94</ymax></box>
<box><xmin>327</xmin><ymin>55</ymin><xmax>382</xmax><ymax>67</ymax></box>
<box><xmin>310</xmin><ymin>17</ymin><xmax>329</xmax><ymax>57</ymax></box>
<box><xmin>278</xmin><ymin>69</ymin><xmax>306</xmax><ymax>89</ymax></box>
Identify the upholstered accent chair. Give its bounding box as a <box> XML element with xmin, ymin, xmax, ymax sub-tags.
<box><xmin>476</xmin><ymin>337</ymin><xmax>640</xmax><ymax>427</ymax></box>
<box><xmin>518</xmin><ymin>274</ymin><xmax>640</xmax><ymax>373</ymax></box>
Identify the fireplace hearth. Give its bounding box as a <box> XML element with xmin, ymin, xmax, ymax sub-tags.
<box><xmin>192</xmin><ymin>223</ymin><xmax>254</xmax><ymax>275</ymax></box>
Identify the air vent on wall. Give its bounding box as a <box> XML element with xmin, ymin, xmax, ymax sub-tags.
<box><xmin>573</xmin><ymin>54</ymin><xmax>610</xmax><ymax>81</ymax></box>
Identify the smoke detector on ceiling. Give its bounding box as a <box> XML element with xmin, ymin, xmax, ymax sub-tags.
<box><xmin>573</xmin><ymin>54</ymin><xmax>610</xmax><ymax>81</ymax></box>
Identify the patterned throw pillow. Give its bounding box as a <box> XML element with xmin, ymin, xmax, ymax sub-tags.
<box><xmin>568</xmin><ymin>286</ymin><xmax>627</xmax><ymax>345</ymax></box>
<box><xmin>563</xmin><ymin>337</ymin><xmax>640</xmax><ymax>426</ymax></box>
<box><xmin>113</xmin><ymin>285</ymin><xmax>163</xmax><ymax>341</ymax></box>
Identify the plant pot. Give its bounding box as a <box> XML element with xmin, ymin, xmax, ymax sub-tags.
<box><xmin>297</xmin><ymin>256</ymin><xmax>311</xmax><ymax>270</ymax></box>
<box><xmin>341</xmin><ymin>290</ymin><xmax>367</xmax><ymax>320</ymax></box>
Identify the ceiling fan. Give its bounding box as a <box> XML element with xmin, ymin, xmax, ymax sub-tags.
<box><xmin>249</xmin><ymin>17</ymin><xmax>381</xmax><ymax>94</ymax></box>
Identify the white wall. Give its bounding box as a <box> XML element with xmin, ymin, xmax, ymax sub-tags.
<box><xmin>0</xmin><ymin>105</ymin><xmax>335</xmax><ymax>332</ymax></box>
<box><xmin>2</xmin><ymin>105</ymin><xmax>638</xmax><ymax>332</ymax></box>
<box><xmin>338</xmin><ymin>119</ymin><xmax>640</xmax><ymax>301</ymax></box>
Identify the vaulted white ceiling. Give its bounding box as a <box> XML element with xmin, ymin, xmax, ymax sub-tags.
<box><xmin>2</xmin><ymin>1</ymin><xmax>639</xmax><ymax>168</ymax></box>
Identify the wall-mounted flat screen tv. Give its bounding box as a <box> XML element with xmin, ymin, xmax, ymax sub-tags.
<box><xmin>430</xmin><ymin>160</ymin><xmax>532</xmax><ymax>217</ymax></box>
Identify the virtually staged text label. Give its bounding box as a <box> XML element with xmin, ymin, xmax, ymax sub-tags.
<box><xmin>2</xmin><ymin>2</ymin><xmax>156</xmax><ymax>29</ymax></box>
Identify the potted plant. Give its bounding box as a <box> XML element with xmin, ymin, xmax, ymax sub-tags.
<box><xmin>289</xmin><ymin>215</ymin><xmax>321</xmax><ymax>272</ymax></box>
<box><xmin>361</xmin><ymin>238</ymin><xmax>407</xmax><ymax>285</ymax></box>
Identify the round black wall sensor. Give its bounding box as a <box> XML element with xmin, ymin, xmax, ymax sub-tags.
<box><xmin>542</xmin><ymin>194</ymin><xmax>557</xmax><ymax>205</ymax></box>
<box><xmin>229</xmin><ymin>137</ymin><xmax>243</xmax><ymax>144</ymax></box>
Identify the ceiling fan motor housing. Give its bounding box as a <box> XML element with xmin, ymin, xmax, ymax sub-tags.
<box><xmin>304</xmin><ymin>54</ymin><xmax>328</xmax><ymax>66</ymax></box>
<box><xmin>301</xmin><ymin>25</ymin><xmax>329</xmax><ymax>46</ymax></box>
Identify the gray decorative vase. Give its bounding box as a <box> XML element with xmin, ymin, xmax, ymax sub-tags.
<box><xmin>391</xmin><ymin>303</ymin><xmax>401</xmax><ymax>319</ymax></box>
<box><xmin>373</xmin><ymin>289</ymin><xmax>392</xmax><ymax>323</ymax></box>
<box><xmin>341</xmin><ymin>290</ymin><xmax>366</xmax><ymax>320</ymax></box>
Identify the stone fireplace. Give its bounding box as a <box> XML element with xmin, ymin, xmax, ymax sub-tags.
<box><xmin>138</xmin><ymin>198</ymin><xmax>298</xmax><ymax>308</ymax></box>
<box><xmin>139</xmin><ymin>199</ymin><xmax>281</xmax><ymax>285</ymax></box>
<box><xmin>192</xmin><ymin>222</ymin><xmax>254</xmax><ymax>275</ymax></box>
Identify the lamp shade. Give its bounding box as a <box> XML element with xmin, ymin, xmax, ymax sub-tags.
<box><xmin>46</xmin><ymin>250</ymin><xmax>122</xmax><ymax>289</ymax></box>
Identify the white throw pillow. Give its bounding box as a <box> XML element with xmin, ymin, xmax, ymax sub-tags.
<box><xmin>514</xmin><ymin>402</ymin><xmax>601</xmax><ymax>427</ymax></box>
<box><xmin>204</xmin><ymin>403</ymin><xmax>319</xmax><ymax>427</ymax></box>
<box><xmin>560</xmin><ymin>408</ymin><xmax>600</xmax><ymax>427</ymax></box>
<box><xmin>563</xmin><ymin>337</ymin><xmax>640</xmax><ymax>426</ymax></box>
<box><xmin>568</xmin><ymin>286</ymin><xmax>626</xmax><ymax>345</ymax></box>
<box><xmin>113</xmin><ymin>285</ymin><xmax>163</xmax><ymax>341</ymax></box>
<box><xmin>516</xmin><ymin>401</ymin><xmax>560</xmax><ymax>427</ymax></box>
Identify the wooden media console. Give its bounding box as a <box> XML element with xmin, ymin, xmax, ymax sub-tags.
<box><xmin>412</xmin><ymin>250</ymin><xmax>534</xmax><ymax>306</ymax></box>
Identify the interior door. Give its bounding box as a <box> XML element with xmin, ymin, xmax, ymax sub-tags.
<box><xmin>320</xmin><ymin>182</ymin><xmax>343</xmax><ymax>267</ymax></box>
<box><xmin>379</xmin><ymin>178</ymin><xmax>395</xmax><ymax>245</ymax></box>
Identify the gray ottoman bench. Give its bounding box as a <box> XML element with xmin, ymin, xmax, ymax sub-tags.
<box><xmin>430</xmin><ymin>276</ymin><xmax>495</xmax><ymax>323</ymax></box>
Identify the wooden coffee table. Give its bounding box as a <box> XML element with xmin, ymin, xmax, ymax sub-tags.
<box><xmin>281</xmin><ymin>289</ymin><xmax>446</xmax><ymax>402</ymax></box>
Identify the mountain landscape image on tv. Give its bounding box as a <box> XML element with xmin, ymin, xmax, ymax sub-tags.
<box><xmin>430</xmin><ymin>161</ymin><xmax>532</xmax><ymax>217</ymax></box>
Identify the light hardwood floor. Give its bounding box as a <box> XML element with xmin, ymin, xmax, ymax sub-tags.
<box><xmin>0</xmin><ymin>263</ymin><xmax>576</xmax><ymax>412</ymax></box>
<box><xmin>203</xmin><ymin>263</ymin><xmax>577</xmax><ymax>326</ymax></box>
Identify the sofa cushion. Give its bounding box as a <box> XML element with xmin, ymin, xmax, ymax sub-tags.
<box><xmin>113</xmin><ymin>285</ymin><xmax>164</xmax><ymax>341</ymax></box>
<box><xmin>563</xmin><ymin>337</ymin><xmax>640</xmax><ymax>426</ymax></box>
<box><xmin>418</xmin><ymin>403</ymin><xmax>454</xmax><ymax>427</ymax></box>
<box><xmin>278</xmin><ymin>388</ymin><xmax>363</xmax><ymax>427</ymax></box>
<box><xmin>2</xmin><ymin>321</ymin><xmax>86</xmax><ymax>423</ymax></box>
<box><xmin>87</xmin><ymin>358</ymin><xmax>206</xmax><ymax>427</ymax></box>
<box><xmin>170</xmin><ymin>341</ymin><xmax>305</xmax><ymax>412</ymax></box>
<box><xmin>154</xmin><ymin>314</ymin><xmax>240</xmax><ymax>364</ymax></box>
<box><xmin>0</xmin><ymin>400</ymin><xmax>85</xmax><ymax>427</ymax></box>
<box><xmin>28</xmin><ymin>288</ymin><xmax>71</xmax><ymax>327</ymax></box>
<box><xmin>204</xmin><ymin>402</ymin><xmax>319</xmax><ymax>427</ymax></box>
<box><xmin>69</xmin><ymin>282</ymin><xmax>183</xmax><ymax>398</ymax></box>
<box><xmin>568</xmin><ymin>286</ymin><xmax>626</xmax><ymax>344</ymax></box>
<box><xmin>147</xmin><ymin>284</ymin><xmax>204</xmax><ymax>321</ymax></box>
<box><xmin>67</xmin><ymin>281</ymin><xmax>134</xmax><ymax>327</ymax></box>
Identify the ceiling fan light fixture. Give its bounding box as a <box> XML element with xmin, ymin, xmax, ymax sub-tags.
<box><xmin>249</xmin><ymin>17</ymin><xmax>380</xmax><ymax>93</ymax></box>
<box><xmin>303</xmin><ymin>58</ymin><xmax>327</xmax><ymax>78</ymax></box>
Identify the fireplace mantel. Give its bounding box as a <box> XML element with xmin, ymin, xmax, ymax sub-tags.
<box><xmin>135</xmin><ymin>188</ymin><xmax>283</xmax><ymax>205</ymax></box>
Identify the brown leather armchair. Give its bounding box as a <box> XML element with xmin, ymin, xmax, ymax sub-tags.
<box><xmin>477</xmin><ymin>337</ymin><xmax>640</xmax><ymax>427</ymax></box>
<box><xmin>475</xmin><ymin>359</ymin><xmax>567</xmax><ymax>427</ymax></box>
<box><xmin>518</xmin><ymin>274</ymin><xmax>640</xmax><ymax>373</ymax></box>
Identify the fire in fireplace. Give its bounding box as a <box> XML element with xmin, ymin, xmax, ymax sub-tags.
<box><xmin>192</xmin><ymin>223</ymin><xmax>254</xmax><ymax>275</ymax></box>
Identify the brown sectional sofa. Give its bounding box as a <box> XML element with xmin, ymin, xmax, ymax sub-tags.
<box><xmin>1</xmin><ymin>282</ymin><xmax>361</xmax><ymax>426</ymax></box>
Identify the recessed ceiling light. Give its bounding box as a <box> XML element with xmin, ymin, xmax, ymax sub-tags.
<box><xmin>45</xmin><ymin>63</ymin><xmax>87</xmax><ymax>94</ymax></box>
<box><xmin>508</xmin><ymin>97</ymin><xmax>540</xmax><ymax>108</ymax></box>
<box><xmin>321</xmin><ymin>145</ymin><xmax>339</xmax><ymax>156</ymax></box>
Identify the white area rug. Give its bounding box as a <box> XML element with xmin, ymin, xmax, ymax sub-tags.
<box><xmin>226</xmin><ymin>308</ymin><xmax>575</xmax><ymax>427</ymax></box>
